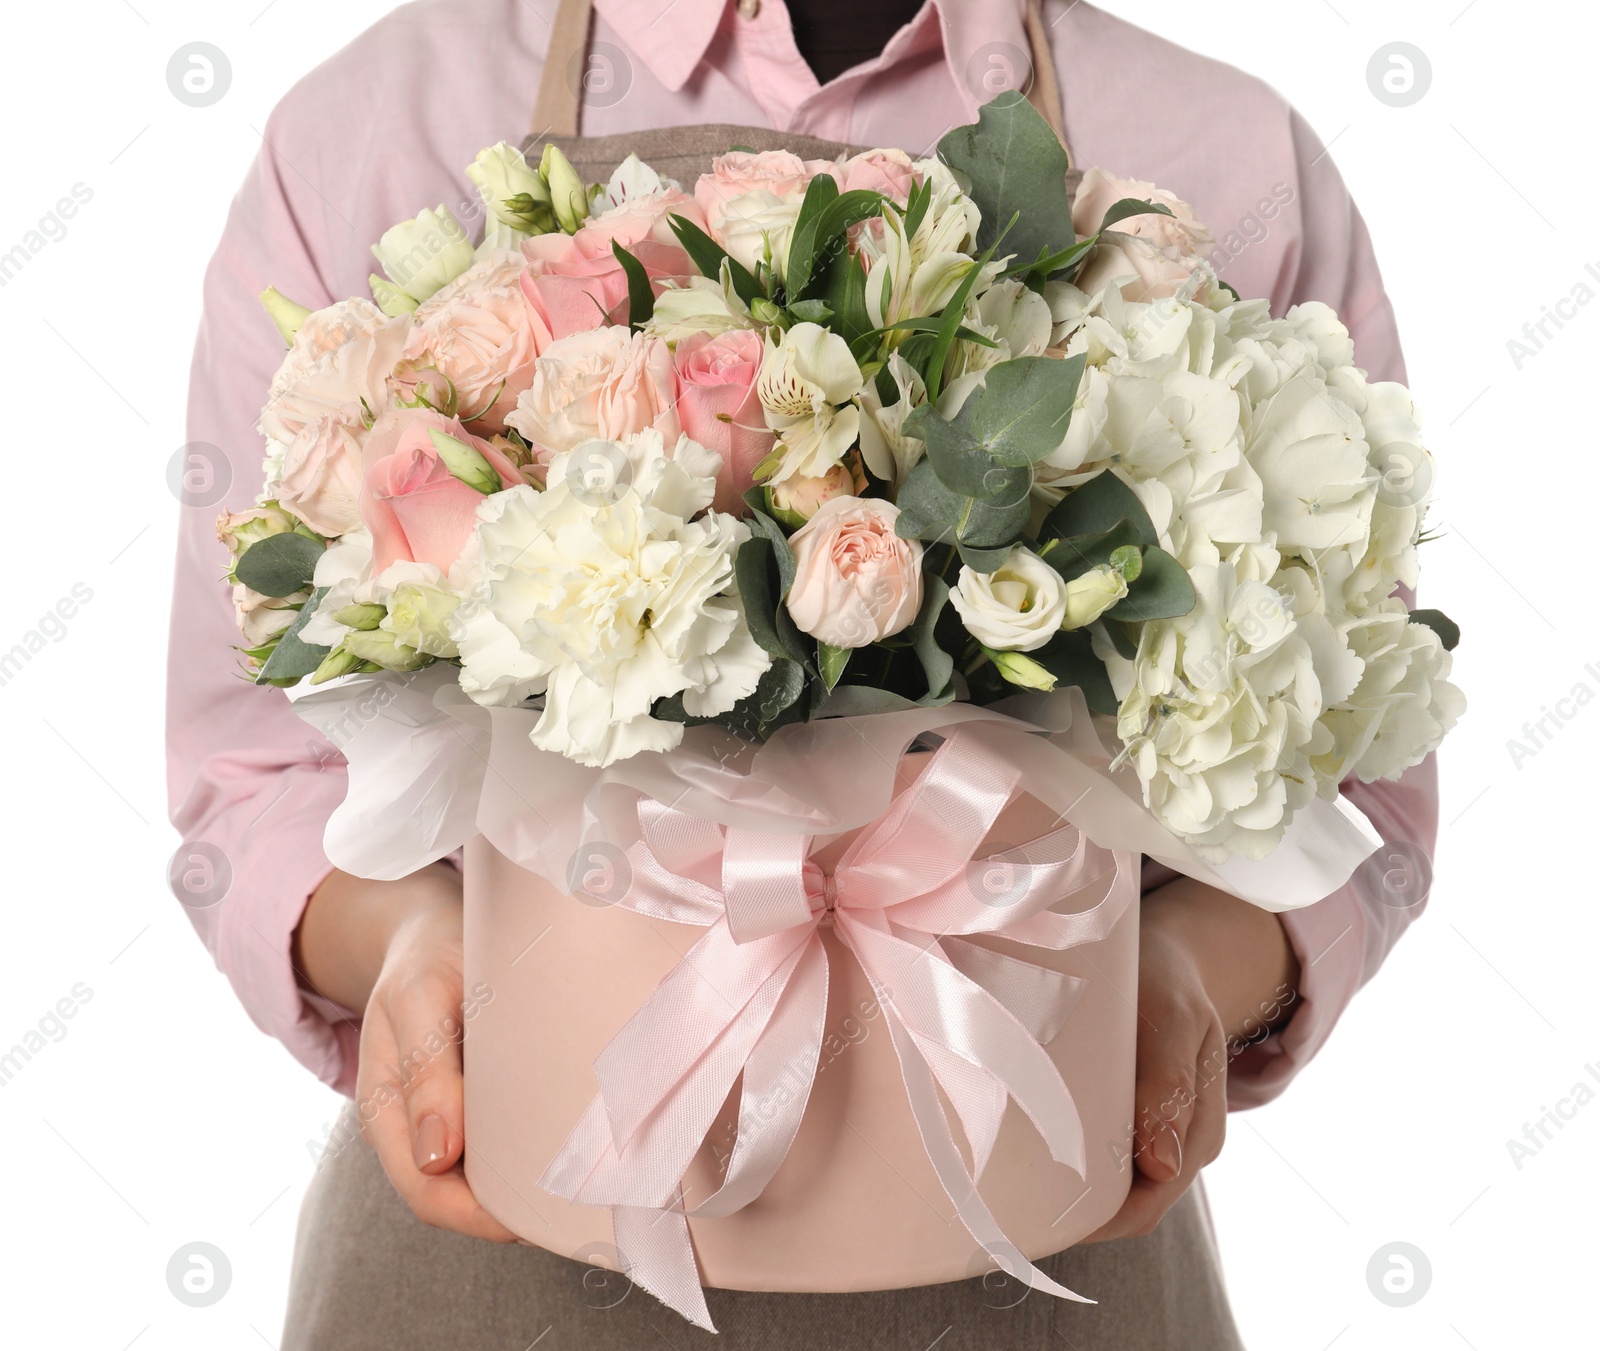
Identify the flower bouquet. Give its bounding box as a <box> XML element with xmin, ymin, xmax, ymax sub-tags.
<box><xmin>220</xmin><ymin>94</ymin><xmax>1462</xmax><ymax>1328</ymax></box>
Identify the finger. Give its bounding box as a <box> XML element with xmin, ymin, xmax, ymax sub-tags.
<box><xmin>383</xmin><ymin>970</ymin><xmax>468</xmax><ymax>1177</ymax></box>
<box><xmin>1128</xmin><ymin>994</ymin><xmax>1209</xmax><ymax>1185</ymax></box>
<box><xmin>358</xmin><ymin>1001</ymin><xmax>517</xmax><ymax>1242</ymax></box>
<box><xmin>1085</xmin><ymin>1020</ymin><xmax>1229</xmax><ymax>1243</ymax></box>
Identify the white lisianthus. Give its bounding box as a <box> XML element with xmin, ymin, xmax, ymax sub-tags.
<box><xmin>1109</xmin><ymin>561</ymin><xmax>1328</xmax><ymax>860</ymax></box>
<box><xmin>371</xmin><ymin>206</ymin><xmax>476</xmax><ymax>304</ymax></box>
<box><xmin>951</xmin><ymin>546</ymin><xmax>1067</xmax><ymax>652</ymax></box>
<box><xmin>452</xmin><ymin>436</ymin><xmax>768</xmax><ymax>766</ymax></box>
<box><xmin>1061</xmin><ymin>563</ymin><xmax>1130</xmax><ymax>630</ymax></box>
<box><xmin>756</xmin><ymin>322</ymin><xmax>863</xmax><ymax>481</ymax></box>
<box><xmin>1313</xmin><ymin>601</ymin><xmax>1465</xmax><ymax>784</ymax></box>
<box><xmin>381</xmin><ymin>581</ymin><xmax>461</xmax><ymax>658</ymax></box>
<box><xmin>466</xmin><ymin>142</ymin><xmax>552</xmax><ymax>249</ymax></box>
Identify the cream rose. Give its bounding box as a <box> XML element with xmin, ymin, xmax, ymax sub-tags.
<box><xmin>402</xmin><ymin>253</ymin><xmax>541</xmax><ymax>433</ymax></box>
<box><xmin>785</xmin><ymin>496</ymin><xmax>923</xmax><ymax>648</ymax></box>
<box><xmin>1071</xmin><ymin>168</ymin><xmax>1216</xmax><ymax>259</ymax></box>
<box><xmin>506</xmin><ymin>327</ymin><xmax>680</xmax><ymax>464</ymax></box>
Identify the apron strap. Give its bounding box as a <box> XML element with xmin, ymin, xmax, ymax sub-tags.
<box><xmin>528</xmin><ymin>0</ymin><xmax>1068</xmax><ymax>150</ymax></box>
<box><xmin>530</xmin><ymin>0</ymin><xmax>594</xmax><ymax>139</ymax></box>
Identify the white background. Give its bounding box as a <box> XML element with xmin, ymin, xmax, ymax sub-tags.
<box><xmin>0</xmin><ymin>1</ymin><xmax>1589</xmax><ymax>1347</ymax></box>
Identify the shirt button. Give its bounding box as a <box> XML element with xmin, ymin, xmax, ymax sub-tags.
<box><xmin>737</xmin><ymin>0</ymin><xmax>760</xmax><ymax>16</ymax></box>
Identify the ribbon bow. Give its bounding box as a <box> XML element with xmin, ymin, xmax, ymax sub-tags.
<box><xmin>537</xmin><ymin>726</ymin><xmax>1133</xmax><ymax>1331</ymax></box>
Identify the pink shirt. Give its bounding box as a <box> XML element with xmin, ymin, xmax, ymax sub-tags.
<box><xmin>167</xmin><ymin>0</ymin><xmax>1438</xmax><ymax>1104</ymax></box>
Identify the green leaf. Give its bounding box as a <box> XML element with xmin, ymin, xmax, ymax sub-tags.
<box><xmin>1098</xmin><ymin>617</ymin><xmax>1138</xmax><ymax>661</ymax></box>
<box><xmin>234</xmin><ymin>531</ymin><xmax>325</xmax><ymax>598</ymax></box>
<box><xmin>1098</xmin><ymin>197</ymin><xmax>1176</xmax><ymax>233</ymax></box>
<box><xmin>1038</xmin><ymin>518</ymin><xmax>1144</xmax><ymax>582</ymax></box>
<box><xmin>963</xmin><ymin>355</ymin><xmax>1085</xmax><ymax>467</ymax></box>
<box><xmin>923</xmin><ymin>246</ymin><xmax>997</xmax><ymax>401</ymax></box>
<box><xmin>894</xmin><ymin>458</ymin><xmax>1031</xmax><ymax>551</ymax></box>
<box><xmin>610</xmin><ymin>239</ymin><xmax>655</xmax><ymax>329</ymax></box>
<box><xmin>901</xmin><ymin>176</ymin><xmax>933</xmax><ymax>240</ymax></box>
<box><xmin>254</xmin><ymin>588</ymin><xmax>333</xmax><ymax>685</ymax></box>
<box><xmin>817</xmin><ymin>642</ymin><xmax>851</xmax><ymax>690</ymax></box>
<box><xmin>956</xmin><ymin>541</ymin><xmax>1018</xmax><ymax>574</ymax></box>
<box><xmin>1039</xmin><ymin>470</ymin><xmax>1159</xmax><ymax>550</ymax></box>
<box><xmin>1409</xmin><ymin>608</ymin><xmax>1460</xmax><ymax>651</ymax></box>
<box><xmin>787</xmin><ymin>298</ymin><xmax>833</xmax><ymax>324</ymax></box>
<box><xmin>937</xmin><ymin>92</ymin><xmax>1074</xmax><ymax>277</ymax></box>
<box><xmin>783</xmin><ymin>173</ymin><xmax>841</xmax><ymax>301</ymax></box>
<box><xmin>910</xmin><ymin>575</ymin><xmax>954</xmax><ymax>700</ymax></box>
<box><xmin>743</xmin><ymin>504</ymin><xmax>798</xmax><ymax>599</ymax></box>
<box><xmin>1027</xmin><ymin>628</ymin><xmax>1119</xmax><ymax>715</ymax></box>
<box><xmin>903</xmin><ymin>403</ymin><xmax>992</xmax><ymax>497</ymax></box>
<box><xmin>667</xmin><ymin>213</ymin><xmax>763</xmax><ymax>306</ymax></box>
<box><xmin>793</xmin><ymin>187</ymin><xmax>896</xmax><ymax>296</ymax></box>
<box><xmin>1106</xmin><ymin>546</ymin><xmax>1195</xmax><ymax>623</ymax></box>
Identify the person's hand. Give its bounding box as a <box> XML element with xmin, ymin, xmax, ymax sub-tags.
<box><xmin>1083</xmin><ymin>877</ymin><xmax>1299</xmax><ymax>1242</ymax></box>
<box><xmin>296</xmin><ymin>866</ymin><xmax>516</xmax><ymax>1241</ymax></box>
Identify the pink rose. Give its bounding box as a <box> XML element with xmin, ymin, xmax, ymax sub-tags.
<box><xmin>506</xmin><ymin>327</ymin><xmax>680</xmax><ymax>464</ymax></box>
<box><xmin>276</xmin><ymin>419</ymin><xmax>366</xmax><ymax>536</ymax></box>
<box><xmin>403</xmin><ymin>253</ymin><xmax>541</xmax><ymax>434</ymax></box>
<box><xmin>768</xmin><ymin>454</ymin><xmax>867</xmax><ymax>522</ymax></box>
<box><xmin>1070</xmin><ymin>167</ymin><xmax>1217</xmax><ymax>303</ymax></box>
<box><xmin>785</xmin><ymin>496</ymin><xmax>924</xmax><ymax>648</ymax></box>
<box><xmin>693</xmin><ymin>150</ymin><xmax>838</xmax><ymax>273</ymax></box>
<box><xmin>520</xmin><ymin>203</ymin><xmax>698</xmax><ymax>344</ymax></box>
<box><xmin>672</xmin><ymin>330</ymin><xmax>774</xmax><ymax>514</ymax></box>
<box><xmin>258</xmin><ymin>298</ymin><xmax>409</xmax><ymax>445</ymax></box>
<box><xmin>359</xmin><ymin>409</ymin><xmax>527</xmax><ymax>576</ymax></box>
<box><xmin>834</xmin><ymin>148</ymin><xmax>917</xmax><ymax>202</ymax></box>
<box><xmin>1076</xmin><ymin>232</ymin><xmax>1213</xmax><ymax>305</ymax></box>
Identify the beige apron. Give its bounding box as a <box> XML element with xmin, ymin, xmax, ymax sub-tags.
<box><xmin>282</xmin><ymin>4</ymin><xmax>1245</xmax><ymax>1346</ymax></box>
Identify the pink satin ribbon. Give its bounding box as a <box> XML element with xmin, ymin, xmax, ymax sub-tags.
<box><xmin>537</xmin><ymin>726</ymin><xmax>1133</xmax><ymax>1331</ymax></box>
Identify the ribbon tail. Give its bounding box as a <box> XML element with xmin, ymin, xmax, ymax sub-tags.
<box><xmin>614</xmin><ymin>1201</ymin><xmax>716</xmax><ymax>1333</ymax></box>
<box><xmin>692</xmin><ymin>936</ymin><xmax>829</xmax><ymax>1219</ymax></box>
<box><xmin>881</xmin><ymin>1010</ymin><xmax>1094</xmax><ymax>1305</ymax></box>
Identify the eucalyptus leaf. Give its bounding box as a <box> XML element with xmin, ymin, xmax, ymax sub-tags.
<box><xmin>1106</xmin><ymin>547</ymin><xmax>1195</xmax><ymax>623</ymax></box>
<box><xmin>956</xmin><ymin>541</ymin><xmax>1017</xmax><ymax>574</ymax></box>
<box><xmin>1038</xmin><ymin>518</ymin><xmax>1144</xmax><ymax>582</ymax></box>
<box><xmin>1409</xmin><ymin>607</ymin><xmax>1460</xmax><ymax>651</ymax></box>
<box><xmin>254</xmin><ymin>587</ymin><xmax>332</xmax><ymax>685</ymax></box>
<box><xmin>964</xmin><ymin>355</ymin><xmax>1085</xmax><ymax>467</ymax></box>
<box><xmin>734</xmin><ymin>538</ymin><xmax>788</xmax><ymax>661</ymax></box>
<box><xmin>1027</xmin><ymin>629</ymin><xmax>1119</xmax><ymax>715</ymax></box>
<box><xmin>910</xmin><ymin>575</ymin><xmax>954</xmax><ymax>700</ymax></box>
<box><xmin>936</xmin><ymin>92</ymin><xmax>1073</xmax><ymax>276</ymax></box>
<box><xmin>234</xmin><ymin>531</ymin><xmax>325</xmax><ymax>599</ymax></box>
<box><xmin>1040</xmin><ymin>470</ymin><xmax>1159</xmax><ymax>549</ymax></box>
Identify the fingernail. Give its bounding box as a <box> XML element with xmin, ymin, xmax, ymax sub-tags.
<box><xmin>413</xmin><ymin>1114</ymin><xmax>449</xmax><ymax>1171</ymax></box>
<box><xmin>1150</xmin><ymin>1128</ymin><xmax>1181</xmax><ymax>1177</ymax></box>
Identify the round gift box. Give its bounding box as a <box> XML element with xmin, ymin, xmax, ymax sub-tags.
<box><xmin>461</xmin><ymin>754</ymin><xmax>1140</xmax><ymax>1293</ymax></box>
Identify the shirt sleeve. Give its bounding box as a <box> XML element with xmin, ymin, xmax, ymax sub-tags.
<box><xmin>166</xmin><ymin>99</ymin><xmax>362</xmax><ymax>1097</ymax></box>
<box><xmin>1209</xmin><ymin>107</ymin><xmax>1442</xmax><ymax>1109</ymax></box>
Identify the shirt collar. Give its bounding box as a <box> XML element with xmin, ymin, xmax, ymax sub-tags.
<box><xmin>592</xmin><ymin>0</ymin><xmax>1032</xmax><ymax>115</ymax></box>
